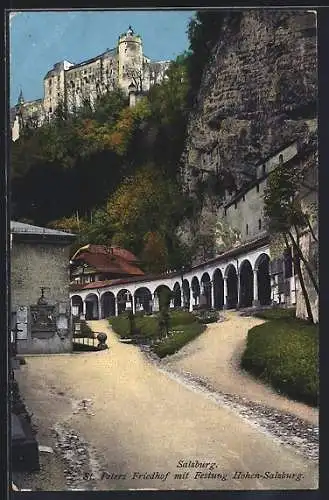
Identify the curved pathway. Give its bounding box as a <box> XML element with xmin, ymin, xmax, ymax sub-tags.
<box><xmin>161</xmin><ymin>311</ymin><xmax>318</xmax><ymax>426</ymax></box>
<box><xmin>14</xmin><ymin>318</ymin><xmax>318</xmax><ymax>491</ymax></box>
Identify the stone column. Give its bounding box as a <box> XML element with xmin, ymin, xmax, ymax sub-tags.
<box><xmin>208</xmin><ymin>283</ymin><xmax>213</xmax><ymax>309</ymax></box>
<box><xmin>98</xmin><ymin>296</ymin><xmax>102</xmax><ymax>319</ymax></box>
<box><xmin>114</xmin><ymin>298</ymin><xmax>118</xmax><ymax>317</ymax></box>
<box><xmin>132</xmin><ymin>294</ymin><xmax>136</xmax><ymax>315</ymax></box>
<box><xmin>253</xmin><ymin>270</ymin><xmax>259</xmax><ymax>306</ymax></box>
<box><xmin>212</xmin><ymin>283</ymin><xmax>217</xmax><ymax>310</ymax></box>
<box><xmin>236</xmin><ymin>273</ymin><xmax>240</xmax><ymax>309</ymax></box>
<box><xmin>153</xmin><ymin>293</ymin><xmax>159</xmax><ymax>312</ymax></box>
<box><xmin>82</xmin><ymin>300</ymin><xmax>87</xmax><ymax>316</ymax></box>
<box><xmin>223</xmin><ymin>277</ymin><xmax>228</xmax><ymax>309</ymax></box>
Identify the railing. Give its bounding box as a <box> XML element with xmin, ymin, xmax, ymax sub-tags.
<box><xmin>72</xmin><ymin>336</ymin><xmax>98</xmax><ymax>348</ymax></box>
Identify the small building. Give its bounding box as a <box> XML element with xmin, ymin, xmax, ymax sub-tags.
<box><xmin>11</xmin><ymin>221</ymin><xmax>76</xmax><ymax>354</ymax></box>
<box><xmin>70</xmin><ymin>244</ymin><xmax>144</xmax><ymax>285</ymax></box>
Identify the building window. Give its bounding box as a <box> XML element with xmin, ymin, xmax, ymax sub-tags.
<box><xmin>262</xmin><ymin>164</ymin><xmax>266</xmax><ymax>175</ymax></box>
<box><xmin>49</xmin><ymin>107</ymin><xmax>52</xmax><ymax>113</ymax></box>
<box><xmin>246</xmin><ymin>224</ymin><xmax>249</xmax><ymax>235</ymax></box>
<box><xmin>242</xmin><ymin>194</ymin><xmax>245</xmax><ymax>201</ymax></box>
<box><xmin>224</xmin><ymin>208</ymin><xmax>227</xmax><ymax>216</ymax></box>
<box><xmin>279</xmin><ymin>154</ymin><xmax>283</xmax><ymax>164</ymax></box>
<box><xmin>256</xmin><ymin>183</ymin><xmax>260</xmax><ymax>193</ymax></box>
<box><xmin>258</xmin><ymin>219</ymin><xmax>262</xmax><ymax>230</ymax></box>
<box><xmin>234</xmin><ymin>201</ymin><xmax>237</xmax><ymax>209</ymax></box>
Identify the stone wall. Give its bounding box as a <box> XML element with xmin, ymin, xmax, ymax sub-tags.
<box><xmin>11</xmin><ymin>241</ymin><xmax>73</xmax><ymax>354</ymax></box>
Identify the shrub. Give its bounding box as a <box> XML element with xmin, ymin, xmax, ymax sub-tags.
<box><xmin>152</xmin><ymin>322</ymin><xmax>206</xmax><ymax>358</ymax></box>
<box><xmin>253</xmin><ymin>307</ymin><xmax>296</xmax><ymax>321</ymax></box>
<box><xmin>73</xmin><ymin>320</ymin><xmax>95</xmax><ymax>338</ymax></box>
<box><xmin>241</xmin><ymin>317</ymin><xmax>319</xmax><ymax>407</ymax></box>
<box><xmin>109</xmin><ymin>314</ymin><xmax>130</xmax><ymax>338</ymax></box>
<box><xmin>195</xmin><ymin>310</ymin><xmax>220</xmax><ymax>324</ymax></box>
<box><xmin>170</xmin><ymin>310</ymin><xmax>197</xmax><ymax>326</ymax></box>
<box><xmin>110</xmin><ymin>313</ymin><xmax>159</xmax><ymax>339</ymax></box>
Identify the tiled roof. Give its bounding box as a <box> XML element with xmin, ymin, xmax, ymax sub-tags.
<box><xmin>11</xmin><ymin>221</ymin><xmax>76</xmax><ymax>237</ymax></box>
<box><xmin>71</xmin><ymin>244</ymin><xmax>144</xmax><ymax>278</ymax></box>
<box><xmin>71</xmin><ymin>244</ymin><xmax>139</xmax><ymax>263</ymax></box>
<box><xmin>76</xmin><ymin>252</ymin><xmax>144</xmax><ymax>276</ymax></box>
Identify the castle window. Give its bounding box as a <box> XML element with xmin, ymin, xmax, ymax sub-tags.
<box><xmin>256</xmin><ymin>183</ymin><xmax>260</xmax><ymax>193</ymax></box>
<box><xmin>224</xmin><ymin>208</ymin><xmax>227</xmax><ymax>216</ymax></box>
<box><xmin>262</xmin><ymin>164</ymin><xmax>266</xmax><ymax>175</ymax></box>
<box><xmin>279</xmin><ymin>154</ymin><xmax>283</xmax><ymax>164</ymax></box>
<box><xmin>234</xmin><ymin>201</ymin><xmax>237</xmax><ymax>209</ymax></box>
<box><xmin>57</xmin><ymin>92</ymin><xmax>60</xmax><ymax>97</ymax></box>
<box><xmin>246</xmin><ymin>224</ymin><xmax>249</xmax><ymax>235</ymax></box>
<box><xmin>258</xmin><ymin>219</ymin><xmax>262</xmax><ymax>230</ymax></box>
<box><xmin>49</xmin><ymin>107</ymin><xmax>52</xmax><ymax>113</ymax></box>
<box><xmin>242</xmin><ymin>194</ymin><xmax>245</xmax><ymax>201</ymax></box>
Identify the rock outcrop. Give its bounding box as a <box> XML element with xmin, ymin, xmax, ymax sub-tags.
<box><xmin>181</xmin><ymin>10</ymin><xmax>317</xmax><ymax>195</ymax></box>
<box><xmin>179</xmin><ymin>10</ymin><xmax>317</xmax><ymax>264</ymax></box>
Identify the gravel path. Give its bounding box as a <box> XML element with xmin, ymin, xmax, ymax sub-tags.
<box><xmin>13</xmin><ymin>318</ymin><xmax>318</xmax><ymax>491</ymax></box>
<box><xmin>161</xmin><ymin>311</ymin><xmax>318</xmax><ymax>426</ymax></box>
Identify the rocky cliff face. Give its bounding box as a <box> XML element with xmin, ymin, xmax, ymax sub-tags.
<box><xmin>181</xmin><ymin>9</ymin><xmax>317</xmax><ymax>195</ymax></box>
<box><xmin>179</xmin><ymin>10</ymin><xmax>317</xmax><ymax>261</ymax></box>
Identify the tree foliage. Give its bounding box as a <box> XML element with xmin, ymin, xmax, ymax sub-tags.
<box><xmin>264</xmin><ymin>149</ymin><xmax>318</xmax><ymax>322</ymax></box>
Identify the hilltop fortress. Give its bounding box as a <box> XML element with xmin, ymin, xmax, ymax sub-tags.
<box><xmin>11</xmin><ymin>26</ymin><xmax>170</xmax><ymax>141</ymax></box>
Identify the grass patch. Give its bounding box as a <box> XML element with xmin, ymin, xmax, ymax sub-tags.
<box><xmin>169</xmin><ymin>310</ymin><xmax>198</xmax><ymax>326</ymax></box>
<box><xmin>109</xmin><ymin>313</ymin><xmax>159</xmax><ymax>340</ymax></box>
<box><xmin>109</xmin><ymin>310</ymin><xmax>206</xmax><ymax>356</ymax></box>
<box><xmin>253</xmin><ymin>307</ymin><xmax>296</xmax><ymax>321</ymax></box>
<box><xmin>152</xmin><ymin>322</ymin><xmax>206</xmax><ymax>358</ymax></box>
<box><xmin>241</xmin><ymin>315</ymin><xmax>319</xmax><ymax>407</ymax></box>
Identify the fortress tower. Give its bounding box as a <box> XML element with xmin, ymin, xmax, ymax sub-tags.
<box><xmin>118</xmin><ymin>26</ymin><xmax>148</xmax><ymax>94</ymax></box>
<box><xmin>11</xmin><ymin>26</ymin><xmax>169</xmax><ymax>141</ymax></box>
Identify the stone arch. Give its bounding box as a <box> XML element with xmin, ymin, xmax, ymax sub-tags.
<box><xmin>182</xmin><ymin>279</ymin><xmax>191</xmax><ymax>310</ymax></box>
<box><xmin>71</xmin><ymin>295</ymin><xmax>83</xmax><ymax>317</ymax></box>
<box><xmin>191</xmin><ymin>276</ymin><xmax>200</xmax><ymax>307</ymax></box>
<box><xmin>173</xmin><ymin>282</ymin><xmax>182</xmax><ymax>308</ymax></box>
<box><xmin>100</xmin><ymin>292</ymin><xmax>115</xmax><ymax>319</ymax></box>
<box><xmin>200</xmin><ymin>272</ymin><xmax>212</xmax><ymax>309</ymax></box>
<box><xmin>213</xmin><ymin>268</ymin><xmax>224</xmax><ymax>310</ymax></box>
<box><xmin>134</xmin><ymin>287</ymin><xmax>152</xmax><ymax>313</ymax></box>
<box><xmin>239</xmin><ymin>259</ymin><xmax>253</xmax><ymax>308</ymax></box>
<box><xmin>255</xmin><ymin>253</ymin><xmax>271</xmax><ymax>306</ymax></box>
<box><xmin>154</xmin><ymin>285</ymin><xmax>172</xmax><ymax>310</ymax></box>
<box><xmin>116</xmin><ymin>289</ymin><xmax>132</xmax><ymax>315</ymax></box>
<box><xmin>225</xmin><ymin>264</ymin><xmax>238</xmax><ymax>309</ymax></box>
<box><xmin>85</xmin><ymin>293</ymin><xmax>99</xmax><ymax>320</ymax></box>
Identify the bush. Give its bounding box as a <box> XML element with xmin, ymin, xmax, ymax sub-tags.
<box><xmin>170</xmin><ymin>310</ymin><xmax>197</xmax><ymax>326</ymax></box>
<box><xmin>194</xmin><ymin>310</ymin><xmax>220</xmax><ymax>324</ymax></box>
<box><xmin>110</xmin><ymin>313</ymin><xmax>159</xmax><ymax>339</ymax></box>
<box><xmin>253</xmin><ymin>307</ymin><xmax>296</xmax><ymax>321</ymax></box>
<box><xmin>73</xmin><ymin>320</ymin><xmax>95</xmax><ymax>338</ymax></box>
<box><xmin>241</xmin><ymin>316</ymin><xmax>319</xmax><ymax>407</ymax></box>
<box><xmin>152</xmin><ymin>322</ymin><xmax>206</xmax><ymax>358</ymax></box>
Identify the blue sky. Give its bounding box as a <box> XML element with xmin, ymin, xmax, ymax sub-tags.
<box><xmin>9</xmin><ymin>10</ymin><xmax>195</xmax><ymax>106</ymax></box>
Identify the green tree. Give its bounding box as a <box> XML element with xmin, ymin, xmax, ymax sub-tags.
<box><xmin>264</xmin><ymin>147</ymin><xmax>318</xmax><ymax>322</ymax></box>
